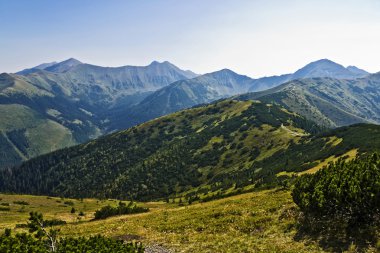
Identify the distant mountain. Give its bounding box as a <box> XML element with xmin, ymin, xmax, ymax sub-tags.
<box><xmin>291</xmin><ymin>59</ymin><xmax>368</xmax><ymax>79</ymax></box>
<box><xmin>26</xmin><ymin>60</ymin><xmax>198</xmax><ymax>108</ymax></box>
<box><xmin>249</xmin><ymin>74</ymin><xmax>292</xmax><ymax>92</ymax></box>
<box><xmin>0</xmin><ymin>58</ymin><xmax>373</xmax><ymax>168</ymax></box>
<box><xmin>248</xmin><ymin>59</ymin><xmax>369</xmax><ymax>92</ymax></box>
<box><xmin>109</xmin><ymin>69</ymin><xmax>255</xmax><ymax>130</ymax></box>
<box><xmin>0</xmin><ymin>59</ymin><xmax>197</xmax><ymax>168</ymax></box>
<box><xmin>237</xmin><ymin>73</ymin><xmax>380</xmax><ymax>127</ymax></box>
<box><xmin>110</xmin><ymin>59</ymin><xmax>371</xmax><ymax>130</ymax></box>
<box><xmin>2</xmin><ymin>98</ymin><xmax>379</xmax><ymax>201</ymax></box>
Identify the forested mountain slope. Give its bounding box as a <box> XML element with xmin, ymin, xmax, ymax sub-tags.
<box><xmin>1</xmin><ymin>99</ymin><xmax>379</xmax><ymax>201</ymax></box>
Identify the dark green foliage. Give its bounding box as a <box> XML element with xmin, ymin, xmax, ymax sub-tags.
<box><xmin>0</xmin><ymin>231</ymin><xmax>144</xmax><ymax>253</ymax></box>
<box><xmin>94</xmin><ymin>202</ymin><xmax>149</xmax><ymax>220</ymax></box>
<box><xmin>43</xmin><ymin>219</ymin><xmax>67</xmax><ymax>227</ymax></box>
<box><xmin>292</xmin><ymin>153</ymin><xmax>380</xmax><ymax>221</ymax></box>
<box><xmin>13</xmin><ymin>201</ymin><xmax>29</xmax><ymax>205</ymax></box>
<box><xmin>0</xmin><ymin>212</ymin><xmax>144</xmax><ymax>252</ymax></box>
<box><xmin>0</xmin><ymin>232</ymin><xmax>46</xmax><ymax>253</ymax></box>
<box><xmin>56</xmin><ymin>236</ymin><xmax>144</xmax><ymax>252</ymax></box>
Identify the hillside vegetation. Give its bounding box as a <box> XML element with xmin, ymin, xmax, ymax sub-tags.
<box><xmin>293</xmin><ymin>153</ymin><xmax>380</xmax><ymax>220</ymax></box>
<box><xmin>292</xmin><ymin>153</ymin><xmax>380</xmax><ymax>252</ymax></box>
<box><xmin>2</xmin><ymin>99</ymin><xmax>380</xmax><ymax>201</ymax></box>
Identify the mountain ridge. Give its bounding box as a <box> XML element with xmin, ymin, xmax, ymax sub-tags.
<box><xmin>110</xmin><ymin>59</ymin><xmax>372</xmax><ymax>131</ymax></box>
<box><xmin>0</xmin><ymin>58</ymin><xmax>376</xmax><ymax>168</ymax></box>
<box><xmin>0</xmin><ymin>60</ymin><xmax>198</xmax><ymax>168</ymax></box>
<box><xmin>237</xmin><ymin>75</ymin><xmax>380</xmax><ymax>127</ymax></box>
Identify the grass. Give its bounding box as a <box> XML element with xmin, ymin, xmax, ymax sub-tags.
<box><xmin>58</xmin><ymin>189</ymin><xmax>324</xmax><ymax>252</ymax></box>
<box><xmin>26</xmin><ymin>119</ymin><xmax>76</xmax><ymax>155</ymax></box>
<box><xmin>0</xmin><ymin>193</ymin><xmax>119</xmax><ymax>229</ymax></box>
<box><xmin>0</xmin><ymin>104</ymin><xmax>42</xmax><ymax>131</ymax></box>
<box><xmin>1</xmin><ymin>189</ymin><xmax>379</xmax><ymax>252</ymax></box>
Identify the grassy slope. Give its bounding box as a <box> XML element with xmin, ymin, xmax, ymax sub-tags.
<box><xmin>2</xmin><ymin>189</ymin><xmax>378</xmax><ymax>252</ymax></box>
<box><xmin>0</xmin><ymin>190</ymin><xmax>319</xmax><ymax>252</ymax></box>
<box><xmin>0</xmin><ymin>104</ymin><xmax>76</xmax><ymax>167</ymax></box>
<box><xmin>0</xmin><ymin>193</ymin><xmax>116</xmax><ymax>229</ymax></box>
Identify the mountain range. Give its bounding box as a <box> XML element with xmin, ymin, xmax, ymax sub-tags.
<box><xmin>237</xmin><ymin>73</ymin><xmax>380</xmax><ymax>127</ymax></box>
<box><xmin>109</xmin><ymin>59</ymin><xmax>374</xmax><ymax>130</ymax></box>
<box><xmin>0</xmin><ymin>59</ymin><xmax>196</xmax><ymax>168</ymax></box>
<box><xmin>0</xmin><ymin>58</ymin><xmax>377</xmax><ymax>169</ymax></box>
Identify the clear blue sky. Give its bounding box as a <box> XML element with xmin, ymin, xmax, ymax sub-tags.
<box><xmin>1</xmin><ymin>0</ymin><xmax>380</xmax><ymax>77</ymax></box>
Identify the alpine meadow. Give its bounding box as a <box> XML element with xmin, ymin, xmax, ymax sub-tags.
<box><xmin>1</xmin><ymin>1</ymin><xmax>380</xmax><ymax>252</ymax></box>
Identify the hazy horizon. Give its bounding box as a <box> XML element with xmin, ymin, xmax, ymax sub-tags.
<box><xmin>1</xmin><ymin>0</ymin><xmax>380</xmax><ymax>77</ymax></box>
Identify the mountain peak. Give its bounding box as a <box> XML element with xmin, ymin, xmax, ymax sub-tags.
<box><xmin>312</xmin><ymin>58</ymin><xmax>336</xmax><ymax>64</ymax></box>
<box><xmin>205</xmin><ymin>69</ymin><xmax>253</xmax><ymax>82</ymax></box>
<box><xmin>346</xmin><ymin>66</ymin><xmax>369</xmax><ymax>77</ymax></box>
<box><xmin>302</xmin><ymin>59</ymin><xmax>343</xmax><ymax>69</ymax></box>
<box><xmin>208</xmin><ymin>68</ymin><xmax>238</xmax><ymax>76</ymax></box>
<box><xmin>59</xmin><ymin>58</ymin><xmax>82</xmax><ymax>65</ymax></box>
<box><xmin>149</xmin><ymin>60</ymin><xmax>160</xmax><ymax>65</ymax></box>
<box><xmin>148</xmin><ymin>60</ymin><xmax>175</xmax><ymax>67</ymax></box>
<box><xmin>44</xmin><ymin>58</ymin><xmax>82</xmax><ymax>73</ymax></box>
<box><xmin>293</xmin><ymin>59</ymin><xmax>356</xmax><ymax>79</ymax></box>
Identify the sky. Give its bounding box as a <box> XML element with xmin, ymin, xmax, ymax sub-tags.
<box><xmin>1</xmin><ymin>0</ymin><xmax>380</xmax><ymax>77</ymax></box>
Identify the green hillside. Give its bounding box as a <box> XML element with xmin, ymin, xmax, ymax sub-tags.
<box><xmin>1</xmin><ymin>99</ymin><xmax>380</xmax><ymax>201</ymax></box>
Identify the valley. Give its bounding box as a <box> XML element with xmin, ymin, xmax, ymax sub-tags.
<box><xmin>2</xmin><ymin>2</ymin><xmax>380</xmax><ymax>252</ymax></box>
